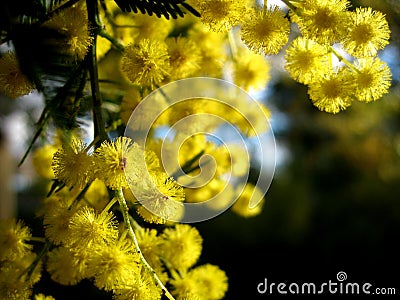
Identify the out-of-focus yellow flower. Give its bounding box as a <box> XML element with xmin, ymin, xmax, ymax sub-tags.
<box><xmin>0</xmin><ymin>52</ymin><xmax>34</xmax><ymax>99</ymax></box>
<box><xmin>231</xmin><ymin>183</ymin><xmax>264</xmax><ymax>217</ymax></box>
<box><xmin>0</xmin><ymin>219</ymin><xmax>32</xmax><ymax>262</ymax></box>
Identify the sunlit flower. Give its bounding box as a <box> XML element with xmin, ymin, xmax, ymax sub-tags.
<box><xmin>285</xmin><ymin>37</ymin><xmax>330</xmax><ymax>84</ymax></box>
<box><xmin>342</xmin><ymin>7</ymin><xmax>390</xmax><ymax>57</ymax></box>
<box><xmin>241</xmin><ymin>6</ymin><xmax>290</xmax><ymax>55</ymax></box>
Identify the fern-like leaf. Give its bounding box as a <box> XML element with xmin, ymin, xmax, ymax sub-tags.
<box><xmin>113</xmin><ymin>0</ymin><xmax>200</xmax><ymax>19</ymax></box>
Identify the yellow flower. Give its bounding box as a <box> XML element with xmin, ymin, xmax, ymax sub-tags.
<box><xmin>46</xmin><ymin>247</ymin><xmax>88</xmax><ymax>285</ymax></box>
<box><xmin>32</xmin><ymin>144</ymin><xmax>58</xmax><ymax>179</ymax></box>
<box><xmin>291</xmin><ymin>0</ymin><xmax>350</xmax><ymax>45</ymax></box>
<box><xmin>231</xmin><ymin>183</ymin><xmax>264</xmax><ymax>217</ymax></box>
<box><xmin>87</xmin><ymin>239</ymin><xmax>140</xmax><ymax>291</ymax></box>
<box><xmin>285</xmin><ymin>37</ymin><xmax>330</xmax><ymax>84</ymax></box>
<box><xmin>342</xmin><ymin>7</ymin><xmax>390</xmax><ymax>57</ymax></box>
<box><xmin>136</xmin><ymin>171</ymin><xmax>185</xmax><ymax>224</ymax></box>
<box><xmin>161</xmin><ymin>224</ymin><xmax>202</xmax><ymax>271</ymax></box>
<box><xmin>121</xmin><ymin>39</ymin><xmax>170</xmax><ymax>88</ymax></box>
<box><xmin>188</xmin><ymin>23</ymin><xmax>227</xmax><ymax>77</ymax></box>
<box><xmin>94</xmin><ymin>137</ymin><xmax>145</xmax><ymax>190</ymax></box>
<box><xmin>350</xmin><ymin>57</ymin><xmax>391</xmax><ymax>102</ymax></box>
<box><xmin>112</xmin><ymin>272</ymin><xmax>162</xmax><ymax>300</ymax></box>
<box><xmin>241</xmin><ymin>6</ymin><xmax>290</xmax><ymax>55</ymax></box>
<box><xmin>44</xmin><ymin>5</ymin><xmax>93</xmax><ymax>60</ymax></box>
<box><xmin>232</xmin><ymin>48</ymin><xmax>270</xmax><ymax>91</ymax></box>
<box><xmin>0</xmin><ymin>219</ymin><xmax>32</xmax><ymax>262</ymax></box>
<box><xmin>197</xmin><ymin>0</ymin><xmax>246</xmax><ymax>32</ymax></box>
<box><xmin>0</xmin><ymin>52</ymin><xmax>34</xmax><ymax>99</ymax></box>
<box><xmin>52</xmin><ymin>138</ymin><xmax>94</xmax><ymax>189</ymax></box>
<box><xmin>308</xmin><ymin>69</ymin><xmax>354</xmax><ymax>113</ymax></box>
<box><xmin>67</xmin><ymin>206</ymin><xmax>119</xmax><ymax>251</ymax></box>
<box><xmin>166</xmin><ymin>36</ymin><xmax>201</xmax><ymax>80</ymax></box>
<box><xmin>171</xmin><ymin>264</ymin><xmax>228</xmax><ymax>300</ymax></box>
<box><xmin>114</xmin><ymin>13</ymin><xmax>173</xmax><ymax>46</ymax></box>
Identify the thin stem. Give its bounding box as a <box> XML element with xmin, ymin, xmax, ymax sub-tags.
<box><xmin>18</xmin><ymin>241</ymin><xmax>51</xmax><ymax>280</ymax></box>
<box><xmin>98</xmin><ymin>28</ymin><xmax>125</xmax><ymax>53</ymax></box>
<box><xmin>280</xmin><ymin>0</ymin><xmax>298</xmax><ymax>12</ymax></box>
<box><xmin>329</xmin><ymin>46</ymin><xmax>358</xmax><ymax>72</ymax></box>
<box><xmin>101</xmin><ymin>197</ymin><xmax>117</xmax><ymax>214</ymax></box>
<box><xmin>86</xmin><ymin>0</ymin><xmax>108</xmax><ymax>146</ymax></box>
<box><xmin>28</xmin><ymin>237</ymin><xmax>46</xmax><ymax>243</ymax></box>
<box><xmin>114</xmin><ymin>189</ymin><xmax>175</xmax><ymax>300</ymax></box>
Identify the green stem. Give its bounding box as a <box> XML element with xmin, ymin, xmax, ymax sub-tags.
<box><xmin>101</xmin><ymin>196</ymin><xmax>117</xmax><ymax>214</ymax></box>
<box><xmin>98</xmin><ymin>28</ymin><xmax>125</xmax><ymax>53</ymax></box>
<box><xmin>114</xmin><ymin>189</ymin><xmax>175</xmax><ymax>300</ymax></box>
<box><xmin>86</xmin><ymin>0</ymin><xmax>108</xmax><ymax>146</ymax></box>
<box><xmin>280</xmin><ymin>0</ymin><xmax>298</xmax><ymax>12</ymax></box>
<box><xmin>329</xmin><ymin>46</ymin><xmax>358</xmax><ymax>72</ymax></box>
<box><xmin>18</xmin><ymin>241</ymin><xmax>51</xmax><ymax>280</ymax></box>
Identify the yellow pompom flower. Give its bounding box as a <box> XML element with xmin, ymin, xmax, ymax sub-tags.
<box><xmin>291</xmin><ymin>0</ymin><xmax>350</xmax><ymax>45</ymax></box>
<box><xmin>44</xmin><ymin>5</ymin><xmax>93</xmax><ymax>60</ymax></box>
<box><xmin>43</xmin><ymin>198</ymin><xmax>77</xmax><ymax>245</ymax></box>
<box><xmin>232</xmin><ymin>48</ymin><xmax>270</xmax><ymax>91</ymax></box>
<box><xmin>0</xmin><ymin>219</ymin><xmax>32</xmax><ymax>262</ymax></box>
<box><xmin>171</xmin><ymin>264</ymin><xmax>228</xmax><ymax>300</ymax></box>
<box><xmin>135</xmin><ymin>228</ymin><xmax>165</xmax><ymax>277</ymax></box>
<box><xmin>52</xmin><ymin>138</ymin><xmax>94</xmax><ymax>189</ymax></box>
<box><xmin>241</xmin><ymin>6</ymin><xmax>290</xmax><ymax>55</ymax></box>
<box><xmin>342</xmin><ymin>7</ymin><xmax>390</xmax><ymax>57</ymax></box>
<box><xmin>46</xmin><ymin>247</ymin><xmax>88</xmax><ymax>285</ymax></box>
<box><xmin>66</xmin><ymin>206</ymin><xmax>119</xmax><ymax>251</ymax></box>
<box><xmin>86</xmin><ymin>239</ymin><xmax>140</xmax><ymax>291</ymax></box>
<box><xmin>349</xmin><ymin>57</ymin><xmax>391</xmax><ymax>102</ymax></box>
<box><xmin>166</xmin><ymin>37</ymin><xmax>201</xmax><ymax>80</ymax></box>
<box><xmin>121</xmin><ymin>39</ymin><xmax>170</xmax><ymax>88</ymax></box>
<box><xmin>308</xmin><ymin>70</ymin><xmax>354</xmax><ymax>113</ymax></box>
<box><xmin>197</xmin><ymin>0</ymin><xmax>246</xmax><ymax>32</ymax></box>
<box><xmin>0</xmin><ymin>52</ymin><xmax>34</xmax><ymax>99</ymax></box>
<box><xmin>161</xmin><ymin>224</ymin><xmax>202</xmax><ymax>271</ymax></box>
<box><xmin>112</xmin><ymin>272</ymin><xmax>162</xmax><ymax>300</ymax></box>
<box><xmin>231</xmin><ymin>183</ymin><xmax>264</xmax><ymax>217</ymax></box>
<box><xmin>136</xmin><ymin>171</ymin><xmax>185</xmax><ymax>224</ymax></box>
<box><xmin>94</xmin><ymin>137</ymin><xmax>145</xmax><ymax>190</ymax></box>
<box><xmin>285</xmin><ymin>37</ymin><xmax>330</xmax><ymax>84</ymax></box>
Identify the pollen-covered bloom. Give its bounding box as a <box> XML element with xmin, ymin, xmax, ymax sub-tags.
<box><xmin>161</xmin><ymin>224</ymin><xmax>202</xmax><ymax>271</ymax></box>
<box><xmin>170</xmin><ymin>264</ymin><xmax>228</xmax><ymax>300</ymax></box>
<box><xmin>197</xmin><ymin>0</ymin><xmax>246</xmax><ymax>32</ymax></box>
<box><xmin>241</xmin><ymin>6</ymin><xmax>290</xmax><ymax>55</ymax></box>
<box><xmin>0</xmin><ymin>219</ymin><xmax>32</xmax><ymax>261</ymax></box>
<box><xmin>44</xmin><ymin>5</ymin><xmax>93</xmax><ymax>60</ymax></box>
<box><xmin>121</xmin><ymin>39</ymin><xmax>170</xmax><ymax>87</ymax></box>
<box><xmin>94</xmin><ymin>137</ymin><xmax>145</xmax><ymax>190</ymax></box>
<box><xmin>166</xmin><ymin>37</ymin><xmax>201</xmax><ymax>80</ymax></box>
<box><xmin>136</xmin><ymin>171</ymin><xmax>185</xmax><ymax>224</ymax></box>
<box><xmin>349</xmin><ymin>57</ymin><xmax>392</xmax><ymax>102</ymax></box>
<box><xmin>342</xmin><ymin>7</ymin><xmax>390</xmax><ymax>57</ymax></box>
<box><xmin>52</xmin><ymin>138</ymin><xmax>94</xmax><ymax>189</ymax></box>
<box><xmin>66</xmin><ymin>206</ymin><xmax>119</xmax><ymax>251</ymax></box>
<box><xmin>232</xmin><ymin>48</ymin><xmax>270</xmax><ymax>91</ymax></box>
<box><xmin>285</xmin><ymin>37</ymin><xmax>330</xmax><ymax>84</ymax></box>
<box><xmin>291</xmin><ymin>0</ymin><xmax>350</xmax><ymax>45</ymax></box>
<box><xmin>0</xmin><ymin>52</ymin><xmax>34</xmax><ymax>99</ymax></box>
<box><xmin>308</xmin><ymin>69</ymin><xmax>354</xmax><ymax>113</ymax></box>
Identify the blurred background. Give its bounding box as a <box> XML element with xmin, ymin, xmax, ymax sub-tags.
<box><xmin>1</xmin><ymin>0</ymin><xmax>399</xmax><ymax>298</ymax></box>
